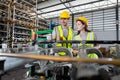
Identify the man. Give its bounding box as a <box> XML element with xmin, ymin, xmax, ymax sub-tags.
<box><xmin>52</xmin><ymin>10</ymin><xmax>73</xmax><ymax>56</ymax></box>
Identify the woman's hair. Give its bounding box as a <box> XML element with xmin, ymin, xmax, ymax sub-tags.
<box><xmin>77</xmin><ymin>20</ymin><xmax>91</xmax><ymax>35</ymax></box>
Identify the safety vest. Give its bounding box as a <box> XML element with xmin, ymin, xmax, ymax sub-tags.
<box><xmin>55</xmin><ymin>25</ymin><xmax>72</xmax><ymax>56</ymax></box>
<box><xmin>55</xmin><ymin>25</ymin><xmax>72</xmax><ymax>48</ymax></box>
<box><xmin>74</xmin><ymin>32</ymin><xmax>98</xmax><ymax>59</ymax></box>
<box><xmin>74</xmin><ymin>32</ymin><xmax>94</xmax><ymax>47</ymax></box>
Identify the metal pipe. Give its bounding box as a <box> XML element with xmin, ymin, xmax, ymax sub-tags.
<box><xmin>116</xmin><ymin>0</ymin><xmax>119</xmax><ymax>41</ymax></box>
<box><xmin>59</xmin><ymin>0</ymin><xmax>73</xmax><ymax>14</ymax></box>
<box><xmin>72</xmin><ymin>14</ymin><xmax>74</xmax><ymax>29</ymax></box>
<box><xmin>0</xmin><ymin>53</ymin><xmax>120</xmax><ymax>66</ymax></box>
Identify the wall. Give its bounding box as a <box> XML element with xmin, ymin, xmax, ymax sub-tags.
<box><xmin>95</xmin><ymin>30</ymin><xmax>119</xmax><ymax>47</ymax></box>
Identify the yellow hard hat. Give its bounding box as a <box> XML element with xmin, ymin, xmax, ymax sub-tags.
<box><xmin>75</xmin><ymin>16</ymin><xmax>88</xmax><ymax>26</ymax></box>
<box><xmin>59</xmin><ymin>10</ymin><xmax>70</xmax><ymax>19</ymax></box>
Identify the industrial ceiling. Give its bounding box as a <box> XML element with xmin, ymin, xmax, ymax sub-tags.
<box><xmin>37</xmin><ymin>0</ymin><xmax>118</xmax><ymax>19</ymax></box>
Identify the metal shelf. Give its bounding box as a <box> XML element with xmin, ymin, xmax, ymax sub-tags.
<box><xmin>21</xmin><ymin>0</ymin><xmax>35</xmax><ymax>7</ymax></box>
<box><xmin>38</xmin><ymin>26</ymin><xmax>48</xmax><ymax>30</ymax></box>
<box><xmin>0</xmin><ymin>1</ymin><xmax>10</xmax><ymax>48</ymax></box>
<box><xmin>38</xmin><ymin>23</ymin><xmax>48</xmax><ymax>26</ymax></box>
<box><xmin>24</xmin><ymin>0</ymin><xmax>36</xmax><ymax>5</ymax></box>
<box><xmin>0</xmin><ymin>30</ymin><xmax>7</xmax><ymax>33</ymax></box>
<box><xmin>0</xmin><ymin>9</ymin><xmax>8</xmax><ymax>13</ymax></box>
<box><xmin>0</xmin><ymin>23</ymin><xmax>7</xmax><ymax>26</ymax></box>
<box><xmin>0</xmin><ymin>2</ymin><xmax>8</xmax><ymax>7</ymax></box>
<box><xmin>13</xmin><ymin>19</ymin><xmax>35</xmax><ymax>27</ymax></box>
<box><xmin>12</xmin><ymin>43</ymin><xmax>28</xmax><ymax>47</ymax></box>
<box><xmin>0</xmin><ymin>37</ymin><xmax>7</xmax><ymax>39</ymax></box>
<box><xmin>14</xmin><ymin>2</ymin><xmax>36</xmax><ymax>13</ymax></box>
<box><xmin>14</xmin><ymin>32</ymin><xmax>30</xmax><ymax>36</ymax></box>
<box><xmin>15</xmin><ymin>14</ymin><xmax>35</xmax><ymax>22</ymax></box>
<box><xmin>14</xmin><ymin>26</ymin><xmax>31</xmax><ymax>30</ymax></box>
<box><xmin>0</xmin><ymin>0</ymin><xmax>48</xmax><ymax>48</ymax></box>
<box><xmin>14</xmin><ymin>38</ymin><xmax>30</xmax><ymax>41</ymax></box>
<box><xmin>15</xmin><ymin>8</ymin><xmax>35</xmax><ymax>17</ymax></box>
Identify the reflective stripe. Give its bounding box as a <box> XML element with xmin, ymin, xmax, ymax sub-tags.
<box><xmin>87</xmin><ymin>32</ymin><xmax>94</xmax><ymax>47</ymax></box>
<box><xmin>89</xmin><ymin>32</ymin><xmax>92</xmax><ymax>40</ymax></box>
<box><xmin>87</xmin><ymin>32</ymin><xmax>94</xmax><ymax>40</ymax></box>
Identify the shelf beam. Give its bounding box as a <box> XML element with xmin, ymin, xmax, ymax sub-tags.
<box><xmin>0</xmin><ymin>9</ymin><xmax>8</xmax><ymax>13</ymax></box>
<box><xmin>0</xmin><ymin>2</ymin><xmax>8</xmax><ymax>7</ymax></box>
<box><xmin>22</xmin><ymin>0</ymin><xmax>35</xmax><ymax>7</ymax></box>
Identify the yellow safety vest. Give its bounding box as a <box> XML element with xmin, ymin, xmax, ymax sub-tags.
<box><xmin>74</xmin><ymin>32</ymin><xmax>98</xmax><ymax>59</ymax></box>
<box><xmin>56</xmin><ymin>25</ymin><xmax>72</xmax><ymax>48</ymax></box>
<box><xmin>74</xmin><ymin>32</ymin><xmax>94</xmax><ymax>47</ymax></box>
<box><xmin>55</xmin><ymin>25</ymin><xmax>73</xmax><ymax>56</ymax></box>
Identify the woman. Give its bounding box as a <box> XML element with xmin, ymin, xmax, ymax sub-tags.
<box><xmin>72</xmin><ymin>16</ymin><xmax>99</xmax><ymax>58</ymax></box>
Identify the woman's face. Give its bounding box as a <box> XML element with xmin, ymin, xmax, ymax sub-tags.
<box><xmin>76</xmin><ymin>21</ymin><xmax>85</xmax><ymax>31</ymax></box>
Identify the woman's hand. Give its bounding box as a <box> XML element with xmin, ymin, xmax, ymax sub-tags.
<box><xmin>72</xmin><ymin>49</ymin><xmax>79</xmax><ymax>56</ymax></box>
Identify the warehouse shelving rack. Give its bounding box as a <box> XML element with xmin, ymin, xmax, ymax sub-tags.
<box><xmin>38</xmin><ymin>18</ymin><xmax>49</xmax><ymax>30</ymax></box>
<box><xmin>9</xmin><ymin>0</ymin><xmax>38</xmax><ymax>48</ymax></box>
<box><xmin>0</xmin><ymin>0</ymin><xmax>49</xmax><ymax>48</ymax></box>
<box><xmin>0</xmin><ymin>0</ymin><xmax>10</xmax><ymax>48</ymax></box>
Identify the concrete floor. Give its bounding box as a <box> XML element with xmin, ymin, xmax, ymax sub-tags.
<box><xmin>1</xmin><ymin>65</ymin><xmax>27</xmax><ymax>80</ymax></box>
<box><xmin>1</xmin><ymin>65</ymin><xmax>120</xmax><ymax>80</ymax></box>
<box><xmin>111</xmin><ymin>75</ymin><xmax>120</xmax><ymax>80</ymax></box>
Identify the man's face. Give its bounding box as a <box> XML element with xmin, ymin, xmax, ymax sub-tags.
<box><xmin>60</xmin><ymin>18</ymin><xmax>69</xmax><ymax>26</ymax></box>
